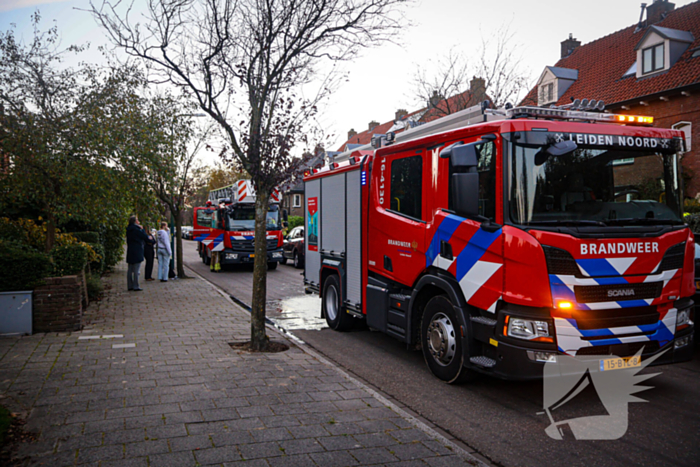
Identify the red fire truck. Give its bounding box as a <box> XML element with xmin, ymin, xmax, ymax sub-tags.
<box><xmin>304</xmin><ymin>101</ymin><xmax>695</xmax><ymax>382</ymax></box>
<box><xmin>193</xmin><ymin>179</ymin><xmax>285</xmax><ymax>269</ymax></box>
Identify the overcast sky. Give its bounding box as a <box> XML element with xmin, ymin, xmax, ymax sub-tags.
<box><xmin>1</xmin><ymin>0</ymin><xmax>696</xmax><ymax>154</ymax></box>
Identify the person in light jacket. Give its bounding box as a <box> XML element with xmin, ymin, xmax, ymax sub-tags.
<box><xmin>156</xmin><ymin>222</ymin><xmax>172</xmax><ymax>282</ymax></box>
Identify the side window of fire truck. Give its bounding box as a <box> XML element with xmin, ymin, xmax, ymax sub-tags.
<box><xmin>197</xmin><ymin>210</ymin><xmax>212</xmax><ymax>228</ymax></box>
<box><xmin>477</xmin><ymin>141</ymin><xmax>496</xmax><ymax>220</ymax></box>
<box><xmin>390</xmin><ymin>155</ymin><xmax>422</xmax><ymax>220</ymax></box>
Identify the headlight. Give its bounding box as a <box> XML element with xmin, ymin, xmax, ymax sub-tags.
<box><xmin>226</xmin><ymin>253</ymin><xmax>238</xmax><ymax>260</ymax></box>
<box><xmin>272</xmin><ymin>252</ymin><xmax>282</xmax><ymax>258</ymax></box>
<box><xmin>505</xmin><ymin>316</ymin><xmax>552</xmax><ymax>342</ymax></box>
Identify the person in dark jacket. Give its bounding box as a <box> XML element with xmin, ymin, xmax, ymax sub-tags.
<box><xmin>126</xmin><ymin>215</ymin><xmax>150</xmax><ymax>291</ymax></box>
<box><xmin>144</xmin><ymin>227</ymin><xmax>156</xmax><ymax>281</ymax></box>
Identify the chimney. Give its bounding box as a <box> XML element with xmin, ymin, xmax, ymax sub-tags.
<box><xmin>646</xmin><ymin>0</ymin><xmax>675</xmax><ymax>25</ymax></box>
<box><xmin>368</xmin><ymin>121</ymin><xmax>379</xmax><ymax>132</ymax></box>
<box><xmin>469</xmin><ymin>76</ymin><xmax>486</xmax><ymax>101</ymax></box>
<box><xmin>429</xmin><ymin>90</ymin><xmax>443</xmax><ymax>108</ymax></box>
<box><xmin>395</xmin><ymin>109</ymin><xmax>408</xmax><ymax>121</ymax></box>
<box><xmin>560</xmin><ymin>33</ymin><xmax>581</xmax><ymax>59</ymax></box>
<box><xmin>348</xmin><ymin>128</ymin><xmax>357</xmax><ymax>140</ymax></box>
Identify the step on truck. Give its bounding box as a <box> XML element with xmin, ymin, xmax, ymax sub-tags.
<box><xmin>304</xmin><ymin>101</ymin><xmax>695</xmax><ymax>382</ymax></box>
<box><xmin>193</xmin><ymin>179</ymin><xmax>285</xmax><ymax>270</ymax></box>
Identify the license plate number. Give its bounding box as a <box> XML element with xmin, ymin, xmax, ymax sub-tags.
<box><xmin>599</xmin><ymin>355</ymin><xmax>641</xmax><ymax>371</ymax></box>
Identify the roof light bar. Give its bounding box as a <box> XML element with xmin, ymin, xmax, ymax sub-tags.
<box><xmin>488</xmin><ymin>106</ymin><xmax>654</xmax><ymax>126</ymax></box>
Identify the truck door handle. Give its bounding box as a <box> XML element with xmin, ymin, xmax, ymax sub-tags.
<box><xmin>384</xmin><ymin>256</ymin><xmax>393</xmax><ymax>272</ymax></box>
<box><xmin>440</xmin><ymin>241</ymin><xmax>453</xmax><ymax>260</ymax></box>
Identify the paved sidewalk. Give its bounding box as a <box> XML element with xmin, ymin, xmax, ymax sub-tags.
<box><xmin>0</xmin><ymin>261</ymin><xmax>482</xmax><ymax>466</ymax></box>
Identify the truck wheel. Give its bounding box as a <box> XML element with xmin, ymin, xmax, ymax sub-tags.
<box><xmin>280</xmin><ymin>256</ymin><xmax>287</xmax><ymax>265</ymax></box>
<box><xmin>323</xmin><ymin>275</ymin><xmax>352</xmax><ymax>331</ymax></box>
<box><xmin>204</xmin><ymin>251</ymin><xmax>211</xmax><ymax>266</ymax></box>
<box><xmin>421</xmin><ymin>295</ymin><xmax>475</xmax><ymax>384</ymax></box>
<box><xmin>268</xmin><ymin>261</ymin><xmax>278</xmax><ymax>270</ymax></box>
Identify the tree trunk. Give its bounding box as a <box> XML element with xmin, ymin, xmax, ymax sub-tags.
<box><xmin>175</xmin><ymin>209</ymin><xmax>187</xmax><ymax>278</ymax></box>
<box><xmin>44</xmin><ymin>212</ymin><xmax>56</xmax><ymax>253</ymax></box>
<box><xmin>250</xmin><ymin>188</ymin><xmax>270</xmax><ymax>351</ymax></box>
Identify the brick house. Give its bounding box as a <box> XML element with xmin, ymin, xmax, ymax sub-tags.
<box><xmin>337</xmin><ymin>76</ymin><xmax>489</xmax><ymax>151</ymax></box>
<box><xmin>521</xmin><ymin>0</ymin><xmax>700</xmax><ymax>196</ymax></box>
<box><xmin>280</xmin><ymin>153</ymin><xmax>325</xmax><ymax>219</ymax></box>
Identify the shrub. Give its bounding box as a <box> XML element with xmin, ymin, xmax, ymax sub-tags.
<box><xmin>87</xmin><ymin>242</ymin><xmax>105</xmax><ymax>274</ymax></box>
<box><xmin>85</xmin><ymin>273</ymin><xmax>104</xmax><ymax>301</ymax></box>
<box><xmin>102</xmin><ymin>223</ymin><xmax>124</xmax><ymax>268</ymax></box>
<box><xmin>51</xmin><ymin>244</ymin><xmax>89</xmax><ymax>277</ymax></box>
<box><xmin>685</xmin><ymin>213</ymin><xmax>700</xmax><ymax>234</ymax></box>
<box><xmin>287</xmin><ymin>216</ymin><xmax>304</xmax><ymax>230</ymax></box>
<box><xmin>71</xmin><ymin>231</ymin><xmax>100</xmax><ymax>244</ymax></box>
<box><xmin>0</xmin><ymin>241</ymin><xmax>52</xmax><ymax>291</ymax></box>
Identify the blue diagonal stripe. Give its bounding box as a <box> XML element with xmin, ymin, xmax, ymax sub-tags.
<box><xmin>425</xmin><ymin>214</ymin><xmax>463</xmax><ymax>267</ymax></box>
<box><xmin>454</xmin><ymin>228</ymin><xmax>502</xmax><ymax>282</ymax></box>
<box><xmin>577</xmin><ymin>258</ymin><xmax>620</xmax><ymax>277</ymax></box>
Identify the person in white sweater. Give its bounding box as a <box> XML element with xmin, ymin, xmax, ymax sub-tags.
<box><xmin>156</xmin><ymin>222</ymin><xmax>172</xmax><ymax>282</ymax></box>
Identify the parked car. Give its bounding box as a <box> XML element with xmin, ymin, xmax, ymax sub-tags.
<box><xmin>181</xmin><ymin>226</ymin><xmax>193</xmax><ymax>240</ymax></box>
<box><xmin>282</xmin><ymin>226</ymin><xmax>305</xmax><ymax>268</ymax></box>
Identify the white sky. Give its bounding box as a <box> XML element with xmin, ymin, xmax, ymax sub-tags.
<box><xmin>1</xmin><ymin>0</ymin><xmax>697</xmax><ymax>158</ymax></box>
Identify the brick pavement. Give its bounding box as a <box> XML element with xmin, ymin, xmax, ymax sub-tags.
<box><xmin>0</xmin><ymin>260</ymin><xmax>483</xmax><ymax>466</ymax></box>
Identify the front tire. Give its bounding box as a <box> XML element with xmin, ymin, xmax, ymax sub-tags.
<box><xmin>204</xmin><ymin>250</ymin><xmax>211</xmax><ymax>266</ymax></box>
<box><xmin>293</xmin><ymin>251</ymin><xmax>302</xmax><ymax>269</ymax></box>
<box><xmin>420</xmin><ymin>295</ymin><xmax>475</xmax><ymax>384</ymax></box>
<box><xmin>323</xmin><ymin>275</ymin><xmax>353</xmax><ymax>331</ymax></box>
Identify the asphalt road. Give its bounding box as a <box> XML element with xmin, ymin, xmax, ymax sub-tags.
<box><xmin>182</xmin><ymin>240</ymin><xmax>700</xmax><ymax>467</ymax></box>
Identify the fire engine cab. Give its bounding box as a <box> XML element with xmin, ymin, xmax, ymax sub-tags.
<box><xmin>193</xmin><ymin>179</ymin><xmax>285</xmax><ymax>270</ymax></box>
<box><xmin>304</xmin><ymin>101</ymin><xmax>695</xmax><ymax>382</ymax></box>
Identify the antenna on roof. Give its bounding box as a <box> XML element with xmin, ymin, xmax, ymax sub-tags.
<box><xmin>635</xmin><ymin>3</ymin><xmax>648</xmax><ymax>33</ymax></box>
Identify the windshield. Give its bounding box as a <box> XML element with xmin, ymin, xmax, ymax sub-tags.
<box><xmin>227</xmin><ymin>205</ymin><xmax>280</xmax><ymax>231</ymax></box>
<box><xmin>506</xmin><ymin>131</ymin><xmax>683</xmax><ymax>227</ymax></box>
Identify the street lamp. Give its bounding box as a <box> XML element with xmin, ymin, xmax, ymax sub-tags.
<box><xmin>169</xmin><ymin>112</ymin><xmax>206</xmax><ymax>278</ymax></box>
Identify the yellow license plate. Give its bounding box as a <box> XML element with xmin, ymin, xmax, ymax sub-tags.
<box><xmin>249</xmin><ymin>254</ymin><xmax>255</xmax><ymax>258</ymax></box>
<box><xmin>599</xmin><ymin>355</ymin><xmax>641</xmax><ymax>371</ymax></box>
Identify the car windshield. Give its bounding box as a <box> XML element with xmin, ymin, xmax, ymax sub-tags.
<box><xmin>227</xmin><ymin>205</ymin><xmax>280</xmax><ymax>231</ymax></box>
<box><xmin>505</xmin><ymin>131</ymin><xmax>684</xmax><ymax>227</ymax></box>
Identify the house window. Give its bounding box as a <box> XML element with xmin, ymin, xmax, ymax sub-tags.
<box><xmin>293</xmin><ymin>194</ymin><xmax>301</xmax><ymax>208</ymax></box>
<box><xmin>642</xmin><ymin>43</ymin><xmax>664</xmax><ymax>74</ymax></box>
<box><xmin>390</xmin><ymin>155</ymin><xmax>422</xmax><ymax>220</ymax></box>
<box><xmin>672</xmin><ymin>121</ymin><xmax>692</xmax><ymax>151</ymax></box>
<box><xmin>539</xmin><ymin>82</ymin><xmax>554</xmax><ymax>104</ymax></box>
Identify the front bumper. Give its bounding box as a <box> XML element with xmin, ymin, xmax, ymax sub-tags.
<box><xmin>471</xmin><ymin>329</ymin><xmax>694</xmax><ymax>381</ymax></box>
<box><xmin>219</xmin><ymin>248</ymin><xmax>284</xmax><ymax>264</ymax></box>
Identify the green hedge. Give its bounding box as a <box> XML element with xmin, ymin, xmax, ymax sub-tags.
<box><xmin>87</xmin><ymin>242</ymin><xmax>105</xmax><ymax>274</ymax></box>
<box><xmin>102</xmin><ymin>224</ymin><xmax>124</xmax><ymax>268</ymax></box>
<box><xmin>51</xmin><ymin>244</ymin><xmax>89</xmax><ymax>277</ymax></box>
<box><xmin>86</xmin><ymin>273</ymin><xmax>104</xmax><ymax>301</ymax></box>
<box><xmin>288</xmin><ymin>216</ymin><xmax>304</xmax><ymax>230</ymax></box>
<box><xmin>0</xmin><ymin>242</ymin><xmax>52</xmax><ymax>292</ymax></box>
<box><xmin>71</xmin><ymin>231</ymin><xmax>100</xmax><ymax>244</ymax></box>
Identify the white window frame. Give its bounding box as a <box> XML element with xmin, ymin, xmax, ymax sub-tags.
<box><xmin>293</xmin><ymin>194</ymin><xmax>301</xmax><ymax>208</ymax></box>
<box><xmin>672</xmin><ymin>121</ymin><xmax>692</xmax><ymax>152</ymax></box>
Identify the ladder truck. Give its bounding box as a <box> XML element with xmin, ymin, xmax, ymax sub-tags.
<box><xmin>304</xmin><ymin>100</ymin><xmax>695</xmax><ymax>382</ymax></box>
<box><xmin>193</xmin><ymin>179</ymin><xmax>285</xmax><ymax>270</ymax></box>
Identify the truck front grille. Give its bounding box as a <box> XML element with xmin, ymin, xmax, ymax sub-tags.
<box><xmin>574</xmin><ymin>282</ymin><xmax>662</xmax><ymax>303</ymax></box>
<box><xmin>230</xmin><ymin>239</ymin><xmax>278</xmax><ymax>252</ymax></box>
<box><xmin>573</xmin><ymin>305</ymin><xmax>660</xmax><ymax>330</ymax></box>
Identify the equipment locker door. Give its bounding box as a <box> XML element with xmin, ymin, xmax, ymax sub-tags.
<box><xmin>368</xmin><ymin>150</ymin><xmax>429</xmax><ymax>286</ymax></box>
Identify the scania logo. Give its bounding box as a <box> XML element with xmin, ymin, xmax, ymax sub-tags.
<box><xmin>608</xmin><ymin>289</ymin><xmax>635</xmax><ymax>298</ymax></box>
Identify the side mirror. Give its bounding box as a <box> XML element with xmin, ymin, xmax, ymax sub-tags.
<box><xmin>440</xmin><ymin>142</ymin><xmax>479</xmax><ymax>170</ymax></box>
<box><xmin>451</xmin><ymin>173</ymin><xmax>479</xmax><ymax>217</ymax></box>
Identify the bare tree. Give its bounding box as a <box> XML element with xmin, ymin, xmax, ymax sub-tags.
<box><xmin>90</xmin><ymin>0</ymin><xmax>409</xmax><ymax>350</ymax></box>
<box><xmin>412</xmin><ymin>23</ymin><xmax>531</xmax><ymax>114</ymax></box>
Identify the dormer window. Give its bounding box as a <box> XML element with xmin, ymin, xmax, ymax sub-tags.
<box><xmin>635</xmin><ymin>25</ymin><xmax>694</xmax><ymax>78</ymax></box>
<box><xmin>535</xmin><ymin>66</ymin><xmax>578</xmax><ymax>106</ymax></box>
<box><xmin>642</xmin><ymin>43</ymin><xmax>664</xmax><ymax>74</ymax></box>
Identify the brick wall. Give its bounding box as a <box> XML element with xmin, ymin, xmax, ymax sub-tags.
<box><xmin>613</xmin><ymin>92</ymin><xmax>700</xmax><ymax>196</ymax></box>
<box><xmin>33</xmin><ymin>275</ymin><xmax>83</xmax><ymax>333</ymax></box>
